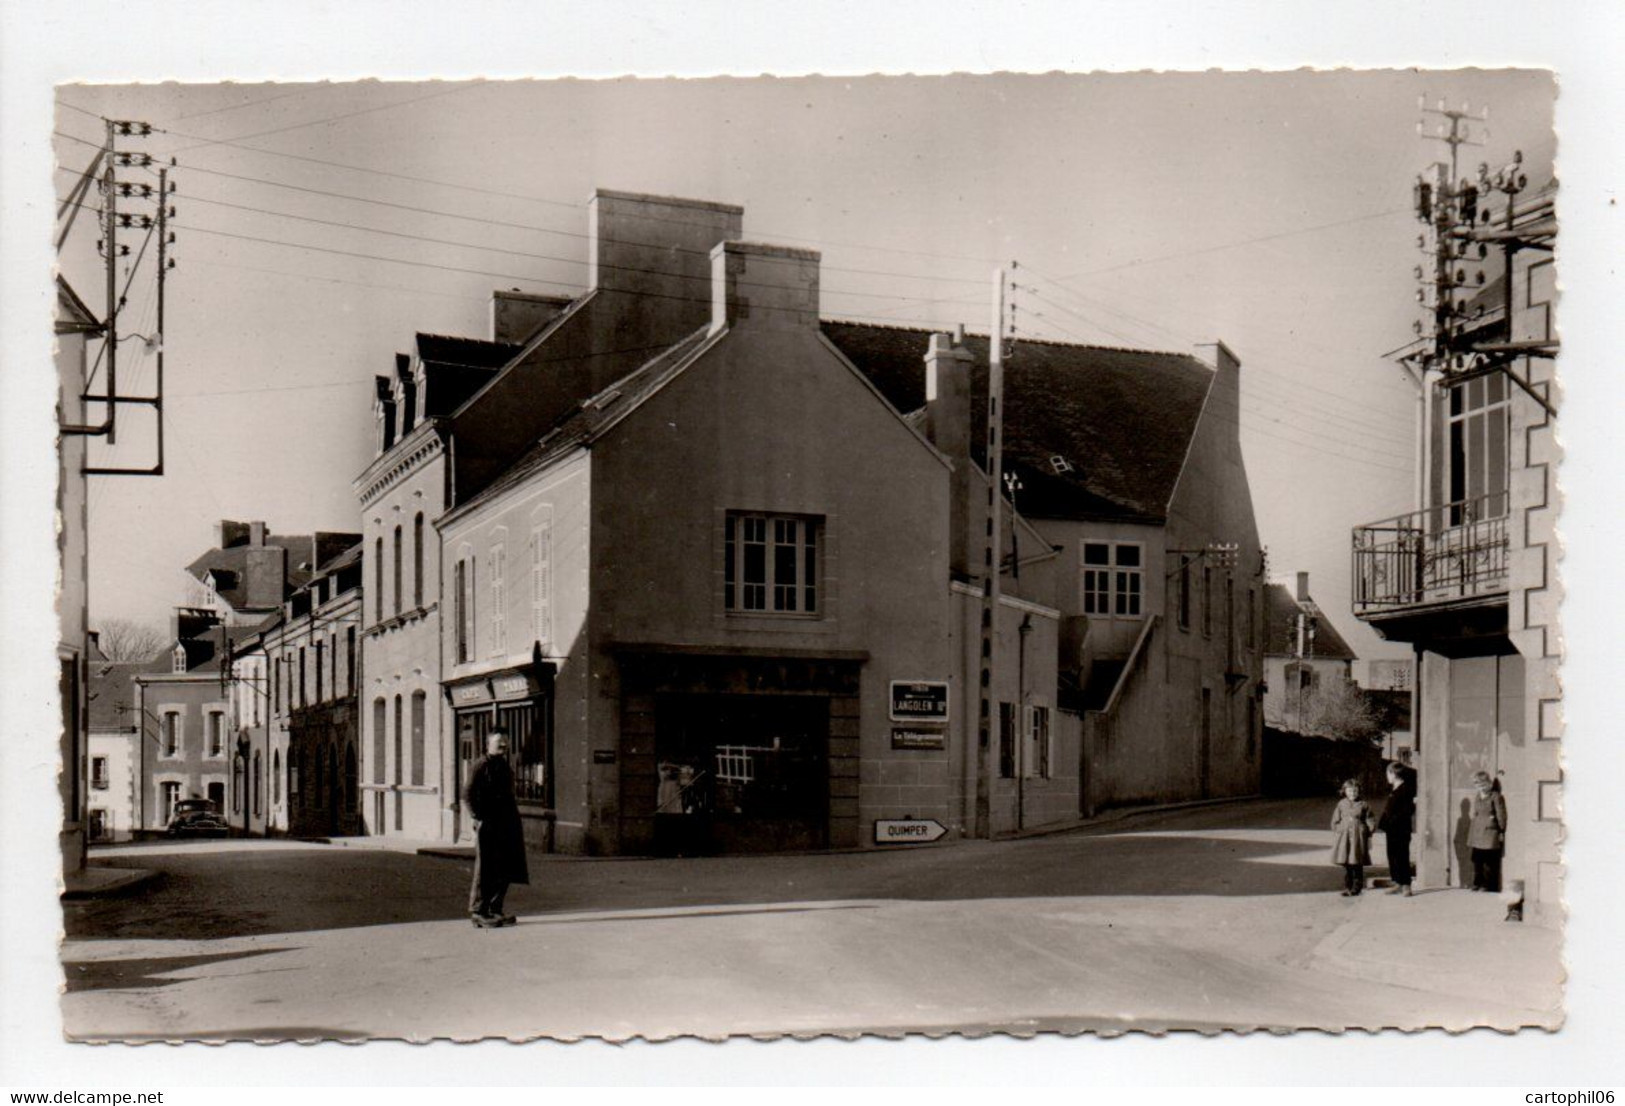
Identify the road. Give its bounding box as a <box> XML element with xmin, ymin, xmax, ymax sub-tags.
<box><xmin>60</xmin><ymin>798</ymin><xmax>1562</xmax><ymax>1040</ymax></box>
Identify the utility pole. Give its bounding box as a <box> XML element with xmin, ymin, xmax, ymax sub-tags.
<box><xmin>102</xmin><ymin>117</ymin><xmax>118</xmax><ymax>445</ymax></box>
<box><xmin>974</xmin><ymin>268</ymin><xmax>1007</xmax><ymax>839</ymax></box>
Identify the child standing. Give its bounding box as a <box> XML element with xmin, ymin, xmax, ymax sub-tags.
<box><xmin>1330</xmin><ymin>778</ymin><xmax>1376</xmax><ymax>896</ymax></box>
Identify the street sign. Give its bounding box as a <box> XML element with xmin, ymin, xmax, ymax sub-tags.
<box><xmin>891</xmin><ymin>728</ymin><xmax>946</xmax><ymax>751</ymax></box>
<box><xmin>890</xmin><ymin>680</ymin><xmax>949</xmax><ymax>723</ymax></box>
<box><xmin>874</xmin><ymin>818</ymin><xmax>947</xmax><ymax>845</ymax></box>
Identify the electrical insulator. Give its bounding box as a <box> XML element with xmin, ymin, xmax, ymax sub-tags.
<box><xmin>167</xmin><ymin>259</ymin><xmax>176</xmax><ymax>270</ymax></box>
<box><xmin>118</xmin><ymin>183</ymin><xmax>133</xmax><ymax>197</ymax></box>
<box><xmin>119</xmin><ymin>245</ymin><xmax>130</xmax><ymax>256</ymax></box>
<box><xmin>117</xmin><ymin>214</ymin><xmax>132</xmax><ymax>228</ymax></box>
<box><xmin>168</xmin><ymin>206</ymin><xmax>177</xmax><ymax>218</ymax></box>
<box><xmin>167</xmin><ymin>232</ymin><xmax>176</xmax><ymax>244</ymax></box>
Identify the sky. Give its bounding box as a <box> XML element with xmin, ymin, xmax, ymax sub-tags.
<box><xmin>51</xmin><ymin>71</ymin><xmax>1555</xmax><ymax>666</ymax></box>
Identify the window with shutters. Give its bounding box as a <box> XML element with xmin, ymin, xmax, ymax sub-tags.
<box><xmin>532</xmin><ymin>513</ymin><xmax>553</xmax><ymax>648</ymax></box>
<box><xmin>489</xmin><ymin>543</ymin><xmax>506</xmax><ymax>655</ymax></box>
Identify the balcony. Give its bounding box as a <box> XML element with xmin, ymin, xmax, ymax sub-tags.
<box><xmin>1351</xmin><ymin>492</ymin><xmax>1509</xmax><ymax>643</ymax></box>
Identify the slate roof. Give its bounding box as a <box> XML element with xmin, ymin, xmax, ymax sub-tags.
<box><xmin>88</xmin><ymin>660</ymin><xmax>159</xmax><ymax>730</ymax></box>
<box><xmin>821</xmin><ymin>322</ymin><xmax>1215</xmax><ymax>523</ymax></box>
<box><xmin>1263</xmin><ymin>582</ymin><xmax>1358</xmax><ymax>662</ymax></box>
<box><xmin>417</xmin><ymin>333</ymin><xmax>524</xmax><ymax>370</ymax></box>
<box><xmin>185</xmin><ymin>532</ymin><xmax>360</xmax><ymax>609</ymax></box>
<box><xmin>459</xmin><ymin>326</ymin><xmax>714</xmax><ymax>512</ymax></box>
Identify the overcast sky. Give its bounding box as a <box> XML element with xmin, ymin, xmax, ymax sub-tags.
<box><xmin>52</xmin><ymin>71</ymin><xmax>1555</xmax><ymax>662</ymax></box>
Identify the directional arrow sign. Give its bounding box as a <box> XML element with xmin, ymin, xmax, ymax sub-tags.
<box><xmin>874</xmin><ymin>818</ymin><xmax>948</xmax><ymax>845</ymax></box>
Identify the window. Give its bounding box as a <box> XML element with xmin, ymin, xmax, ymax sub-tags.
<box><xmin>253</xmin><ymin>751</ymin><xmax>262</xmax><ymax>817</ymax></box>
<box><xmin>372</xmin><ymin>698</ymin><xmax>387</xmax><ymax>785</ymax></box>
<box><xmin>273</xmin><ymin>749</ymin><xmax>282</xmax><ymax>804</ymax></box>
<box><xmin>162</xmin><ymin>712</ymin><xmax>180</xmax><ymax>757</ymax></box>
<box><xmin>160</xmin><ymin>781</ymin><xmax>180</xmax><ymax>824</ymax></box>
<box><xmin>298</xmin><ymin>647</ymin><xmax>307</xmax><ymax>707</ymax></box>
<box><xmin>1027</xmin><ymin>705</ymin><xmax>1052</xmax><ymax>779</ymax></box>
<box><xmin>1202</xmin><ymin>564</ymin><xmax>1213</xmax><ymax>637</ymax></box>
<box><xmin>233</xmin><ymin>757</ymin><xmax>244</xmax><ymax>813</ymax></box>
<box><xmin>489</xmin><ymin>543</ymin><xmax>506</xmax><ymax>655</ymax></box>
<box><xmin>410</xmin><ymin>691</ymin><xmax>426</xmax><ymax>787</ymax></box>
<box><xmin>393</xmin><ymin>695</ymin><xmax>404</xmax><ymax>787</ymax></box>
<box><xmin>345</xmin><ymin>627</ymin><xmax>356</xmax><ymax>695</ymax></box>
<box><xmin>393</xmin><ymin>525</ymin><xmax>403</xmax><ymax>616</ymax></box>
<box><xmin>207</xmin><ymin>711</ymin><xmax>224</xmax><ymax>757</ymax></box>
<box><xmin>315</xmin><ymin>640</ymin><xmax>325</xmax><ymax>703</ymax></box>
<box><xmin>1246</xmin><ymin>587</ymin><xmax>1256</xmax><ymax>649</ymax></box>
<box><xmin>1177</xmin><ymin>556</ymin><xmax>1192</xmax><ymax>630</ymax></box>
<box><xmin>374</xmin><ymin>537</ymin><xmax>385</xmax><ymax>624</ymax></box>
<box><xmin>532</xmin><ymin>514</ymin><xmax>553</xmax><ymax>648</ymax></box>
<box><xmin>724</xmin><ymin>513</ymin><xmax>819</xmax><ymax>614</ymax></box>
<box><xmin>413</xmin><ymin>513</ymin><xmax>425</xmax><ymax>608</ymax></box>
<box><xmin>91</xmin><ymin>757</ymin><xmax>108</xmax><ymax>790</ymax></box>
<box><xmin>455</xmin><ymin>557</ymin><xmax>473</xmax><ymax>664</ymax></box>
<box><xmin>1081</xmin><ymin>542</ymin><xmax>1143</xmax><ymax>618</ymax></box>
<box><xmin>273</xmin><ymin>656</ymin><xmax>281</xmax><ymax>713</ymax></box>
<box><xmin>998</xmin><ymin>702</ymin><xmax>1016</xmax><ymax>779</ymax></box>
<box><xmin>1446</xmin><ymin>373</ymin><xmax>1510</xmax><ymax>519</ymax></box>
<box><xmin>88</xmin><ymin>809</ymin><xmax>109</xmax><ymax>842</ymax></box>
<box><xmin>172</xmin><ymin>644</ymin><xmax>187</xmax><ymax>674</ymax></box>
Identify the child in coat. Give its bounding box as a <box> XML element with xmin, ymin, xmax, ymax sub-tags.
<box><xmin>1330</xmin><ymin>778</ymin><xmax>1376</xmax><ymax>896</ymax></box>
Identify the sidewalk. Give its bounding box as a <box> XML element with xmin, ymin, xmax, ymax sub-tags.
<box><xmin>61</xmin><ymin>863</ymin><xmax>159</xmax><ymax>900</ymax></box>
<box><xmin>1307</xmin><ymin>886</ymin><xmax>1562</xmax><ymax>1022</ymax></box>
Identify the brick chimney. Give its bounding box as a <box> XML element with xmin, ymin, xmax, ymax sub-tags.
<box><xmin>248</xmin><ymin>521</ymin><xmax>267</xmax><ymax>546</ymax></box>
<box><xmin>1296</xmin><ymin>570</ymin><xmax>1311</xmax><ymax>602</ymax></box>
<box><xmin>708</xmin><ymin>241</ymin><xmax>820</xmax><ymax>335</ymax></box>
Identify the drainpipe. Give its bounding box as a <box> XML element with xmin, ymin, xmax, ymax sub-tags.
<box><xmin>1016</xmin><ymin>614</ymin><xmax>1033</xmax><ymax>831</ymax></box>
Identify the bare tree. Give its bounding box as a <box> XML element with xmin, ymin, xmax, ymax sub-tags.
<box><xmin>94</xmin><ymin>618</ymin><xmax>169</xmax><ymax>662</ymax></box>
<box><xmin>1304</xmin><ymin>677</ymin><xmax>1383</xmax><ymax>743</ymax></box>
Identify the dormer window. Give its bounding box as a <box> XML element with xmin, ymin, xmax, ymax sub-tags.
<box><xmin>172</xmin><ymin>644</ymin><xmax>187</xmax><ymax>673</ymax></box>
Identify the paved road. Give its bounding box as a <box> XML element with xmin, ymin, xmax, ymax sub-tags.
<box><xmin>60</xmin><ymin>798</ymin><xmax>1560</xmax><ymax>1040</ymax></box>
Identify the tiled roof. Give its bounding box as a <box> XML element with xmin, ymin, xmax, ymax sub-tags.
<box><xmin>822</xmin><ymin>321</ymin><xmax>1214</xmax><ymax>522</ymax></box>
<box><xmin>1263</xmin><ymin>582</ymin><xmax>1358</xmax><ymax>661</ymax></box>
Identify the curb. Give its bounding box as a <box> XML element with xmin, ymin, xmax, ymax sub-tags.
<box><xmin>992</xmin><ymin>794</ymin><xmax>1265</xmax><ymax>841</ymax></box>
<box><xmin>61</xmin><ymin>867</ymin><xmax>161</xmax><ymax>900</ymax></box>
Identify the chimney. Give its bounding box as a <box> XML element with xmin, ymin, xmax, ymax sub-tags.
<box><xmin>925</xmin><ymin>331</ymin><xmax>976</xmax><ymax>577</ymax></box>
<box><xmin>248</xmin><ymin>521</ymin><xmax>267</xmax><ymax>546</ymax></box>
<box><xmin>588</xmin><ymin>189</ymin><xmax>743</xmax><ymax>303</ymax></box>
<box><xmin>708</xmin><ymin>241</ymin><xmax>821</xmax><ymax>335</ymax></box>
<box><xmin>1296</xmin><ymin>570</ymin><xmax>1310</xmax><ymax>602</ymax></box>
<box><xmin>218</xmin><ymin>520</ymin><xmax>251</xmax><ymax>549</ymax></box>
<box><xmin>490</xmin><ymin>289</ymin><xmax>570</xmax><ymax>345</ymax></box>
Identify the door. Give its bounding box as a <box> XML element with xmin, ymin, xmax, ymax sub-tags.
<box><xmin>1199</xmin><ymin>687</ymin><xmax>1212</xmax><ymax>799</ymax></box>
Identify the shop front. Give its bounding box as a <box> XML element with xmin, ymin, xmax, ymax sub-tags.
<box><xmin>615</xmin><ymin>649</ymin><xmax>864</xmax><ymax>855</ymax></box>
<box><xmin>445</xmin><ymin>659</ymin><xmax>556</xmax><ymax>852</ymax></box>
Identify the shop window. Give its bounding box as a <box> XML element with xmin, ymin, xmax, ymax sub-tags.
<box><xmin>1081</xmin><ymin>541</ymin><xmax>1143</xmax><ymax>618</ymax></box>
<box><xmin>91</xmin><ymin>756</ymin><xmax>109</xmax><ymax>790</ymax></box>
<box><xmin>724</xmin><ymin>513</ymin><xmax>820</xmax><ymax>615</ymax></box>
<box><xmin>998</xmin><ymin>702</ymin><xmax>1016</xmax><ymax>779</ymax></box>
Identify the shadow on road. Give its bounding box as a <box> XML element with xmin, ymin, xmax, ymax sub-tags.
<box><xmin>62</xmin><ymin>947</ymin><xmax>291</xmax><ymax>994</ymax></box>
<box><xmin>64</xmin><ymin>798</ymin><xmax>1383</xmax><ymax>942</ymax></box>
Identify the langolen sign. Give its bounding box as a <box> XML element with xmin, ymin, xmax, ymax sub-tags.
<box><xmin>889</xmin><ymin>680</ymin><xmax>949</xmax><ymax>723</ymax></box>
<box><xmin>874</xmin><ymin>818</ymin><xmax>948</xmax><ymax>845</ymax></box>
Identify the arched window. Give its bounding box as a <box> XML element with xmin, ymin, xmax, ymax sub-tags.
<box><xmin>393</xmin><ymin>525</ymin><xmax>403</xmax><ymax>616</ymax></box>
<box><xmin>374</xmin><ymin>536</ymin><xmax>385</xmax><ymax>624</ymax></box>
<box><xmin>410</xmin><ymin>690</ymin><xmax>426</xmax><ymax>787</ymax></box>
<box><xmin>393</xmin><ymin>695</ymin><xmax>404</xmax><ymax>786</ymax></box>
<box><xmin>413</xmin><ymin>513</ymin><xmax>425</xmax><ymax>608</ymax></box>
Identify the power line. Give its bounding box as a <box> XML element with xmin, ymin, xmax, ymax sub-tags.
<box><xmin>184</xmin><ymin>255</ymin><xmax>492</xmax><ymax>305</ymax></box>
<box><xmin>167</xmin><ymin>83</ymin><xmax>493</xmax><ymax>153</ymax></box>
<box><xmin>176</xmin><ymin>87</ymin><xmax>320</xmax><ymax>121</ymax></box>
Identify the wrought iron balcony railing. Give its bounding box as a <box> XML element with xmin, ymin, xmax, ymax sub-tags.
<box><xmin>1352</xmin><ymin>492</ymin><xmax>1510</xmax><ymax>615</ymax></box>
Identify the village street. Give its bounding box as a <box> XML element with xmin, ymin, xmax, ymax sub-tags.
<box><xmin>60</xmin><ymin>798</ymin><xmax>1560</xmax><ymax>1041</ymax></box>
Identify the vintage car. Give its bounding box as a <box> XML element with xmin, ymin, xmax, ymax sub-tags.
<box><xmin>166</xmin><ymin>798</ymin><xmax>231</xmax><ymax>838</ymax></box>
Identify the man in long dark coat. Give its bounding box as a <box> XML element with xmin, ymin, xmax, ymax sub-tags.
<box><xmin>1377</xmin><ymin>761</ymin><xmax>1416</xmax><ymax>895</ymax></box>
<box><xmin>464</xmin><ymin>729</ymin><xmax>529</xmax><ymax>927</ymax></box>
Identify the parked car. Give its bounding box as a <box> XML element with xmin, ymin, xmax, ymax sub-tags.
<box><xmin>166</xmin><ymin>798</ymin><xmax>230</xmax><ymax>838</ymax></box>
